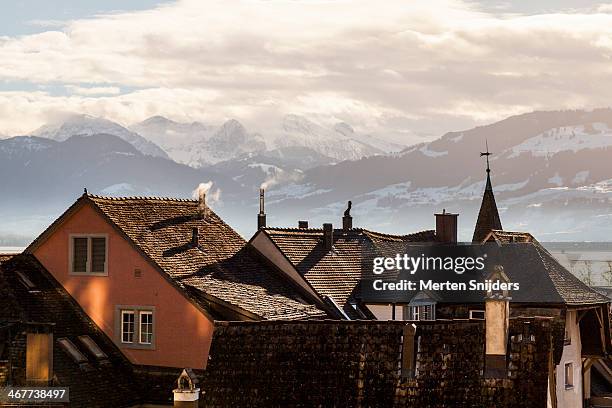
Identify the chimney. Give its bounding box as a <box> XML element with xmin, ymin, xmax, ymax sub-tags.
<box><xmin>257</xmin><ymin>188</ymin><xmax>267</xmax><ymax>230</ymax></box>
<box><xmin>192</xmin><ymin>227</ymin><xmax>199</xmax><ymax>248</ymax></box>
<box><xmin>197</xmin><ymin>190</ymin><xmax>207</xmax><ymax>219</ymax></box>
<box><xmin>323</xmin><ymin>223</ymin><xmax>333</xmax><ymax>251</ymax></box>
<box><xmin>298</xmin><ymin>220</ymin><xmax>309</xmax><ymax>229</ymax></box>
<box><xmin>435</xmin><ymin>209</ymin><xmax>458</xmax><ymax>243</ymax></box>
<box><xmin>342</xmin><ymin>200</ymin><xmax>353</xmax><ymax>231</ymax></box>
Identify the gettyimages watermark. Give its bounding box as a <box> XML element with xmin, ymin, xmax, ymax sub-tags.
<box><xmin>359</xmin><ymin>242</ymin><xmax>521</xmax><ymax>303</ymax></box>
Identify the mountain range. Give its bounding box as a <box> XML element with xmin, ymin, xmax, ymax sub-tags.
<box><xmin>3</xmin><ymin>109</ymin><xmax>612</xmax><ymax>243</ymax></box>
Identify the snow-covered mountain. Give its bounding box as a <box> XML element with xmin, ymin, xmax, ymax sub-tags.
<box><xmin>30</xmin><ymin>114</ymin><xmax>169</xmax><ymax>159</ymax></box>
<box><xmin>264</xmin><ymin>109</ymin><xmax>612</xmax><ymax>241</ymax></box>
<box><xmin>5</xmin><ymin>109</ymin><xmax>612</xmax><ymax>242</ymax></box>
<box><xmin>131</xmin><ymin>114</ymin><xmax>401</xmax><ymax>168</ymax></box>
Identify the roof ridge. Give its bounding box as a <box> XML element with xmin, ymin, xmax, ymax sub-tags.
<box><xmin>85</xmin><ymin>193</ymin><xmax>196</xmax><ymax>202</ymax></box>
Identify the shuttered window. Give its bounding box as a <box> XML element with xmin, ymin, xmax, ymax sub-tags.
<box><xmin>72</xmin><ymin>237</ymin><xmax>88</xmax><ymax>273</ymax></box>
<box><xmin>26</xmin><ymin>333</ymin><xmax>53</xmax><ymax>384</ymax></box>
<box><xmin>91</xmin><ymin>238</ymin><xmax>106</xmax><ymax>273</ymax></box>
<box><xmin>70</xmin><ymin>235</ymin><xmax>107</xmax><ymax>274</ymax></box>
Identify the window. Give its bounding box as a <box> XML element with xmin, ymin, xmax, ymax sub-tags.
<box><xmin>140</xmin><ymin>311</ymin><xmax>153</xmax><ymax>344</ymax></box>
<box><xmin>565</xmin><ymin>362</ymin><xmax>574</xmax><ymax>389</ymax></box>
<box><xmin>57</xmin><ymin>338</ymin><xmax>87</xmax><ymax>363</ymax></box>
<box><xmin>70</xmin><ymin>235</ymin><xmax>108</xmax><ymax>275</ymax></box>
<box><xmin>115</xmin><ymin>306</ymin><xmax>155</xmax><ymax>349</ymax></box>
<box><xmin>26</xmin><ymin>333</ymin><xmax>53</xmax><ymax>384</ymax></box>
<box><xmin>564</xmin><ymin>328</ymin><xmax>571</xmax><ymax>346</ymax></box>
<box><xmin>470</xmin><ymin>310</ymin><xmax>485</xmax><ymax>320</ymax></box>
<box><xmin>121</xmin><ymin>311</ymin><xmax>135</xmax><ymax>343</ymax></box>
<box><xmin>78</xmin><ymin>335</ymin><xmax>108</xmax><ymax>361</ymax></box>
<box><xmin>404</xmin><ymin>304</ymin><xmax>435</xmax><ymax>321</ymax></box>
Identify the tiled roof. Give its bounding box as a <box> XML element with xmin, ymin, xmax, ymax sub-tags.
<box><xmin>84</xmin><ymin>194</ymin><xmax>326</xmax><ymax>320</ymax></box>
<box><xmin>260</xmin><ymin>227</ymin><xmax>435</xmax><ymax>316</ymax></box>
<box><xmin>261</xmin><ymin>226</ymin><xmax>608</xmax><ymax>308</ymax></box>
<box><xmin>0</xmin><ymin>254</ymin><xmax>141</xmax><ymax>408</ymax></box>
<box><xmin>532</xmin><ymin>242</ymin><xmax>609</xmax><ymax>305</ymax></box>
<box><xmin>485</xmin><ymin>230</ymin><xmax>537</xmax><ymax>244</ymax></box>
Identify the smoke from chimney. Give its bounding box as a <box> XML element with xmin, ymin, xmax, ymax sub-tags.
<box><xmin>192</xmin><ymin>181</ymin><xmax>221</xmax><ymax>219</ymax></box>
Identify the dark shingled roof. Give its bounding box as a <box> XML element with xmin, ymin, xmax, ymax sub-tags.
<box><xmin>0</xmin><ymin>254</ymin><xmax>141</xmax><ymax>408</ymax></box>
<box><xmin>260</xmin><ymin>226</ymin><xmax>607</xmax><ymax>308</ymax></box>
<box><xmin>362</xmin><ymin>242</ymin><xmax>609</xmax><ymax>306</ymax></box>
<box><xmin>29</xmin><ymin>194</ymin><xmax>327</xmax><ymax>321</ymax></box>
<box><xmin>260</xmin><ymin>227</ymin><xmax>435</xmax><ymax>316</ymax></box>
<box><xmin>473</xmin><ymin>171</ymin><xmax>503</xmax><ymax>243</ymax></box>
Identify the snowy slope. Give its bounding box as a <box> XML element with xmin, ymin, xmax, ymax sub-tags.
<box><xmin>506</xmin><ymin>123</ymin><xmax>612</xmax><ymax>158</ymax></box>
<box><xmin>268</xmin><ymin>115</ymin><xmax>384</xmax><ymax>162</ymax></box>
<box><xmin>31</xmin><ymin>114</ymin><xmax>169</xmax><ymax>159</ymax></box>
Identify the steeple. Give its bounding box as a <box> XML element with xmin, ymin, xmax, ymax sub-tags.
<box><xmin>473</xmin><ymin>140</ymin><xmax>502</xmax><ymax>243</ymax></box>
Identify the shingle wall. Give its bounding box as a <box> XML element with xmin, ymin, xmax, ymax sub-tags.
<box><xmin>201</xmin><ymin>319</ymin><xmax>558</xmax><ymax>408</ymax></box>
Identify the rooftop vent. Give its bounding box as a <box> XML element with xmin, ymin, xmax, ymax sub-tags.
<box><xmin>298</xmin><ymin>221</ymin><xmax>309</xmax><ymax>229</ymax></box>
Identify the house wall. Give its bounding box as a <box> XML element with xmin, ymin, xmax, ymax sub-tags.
<box><xmin>555</xmin><ymin>310</ymin><xmax>583</xmax><ymax>408</ymax></box>
<box><xmin>366</xmin><ymin>303</ymin><xmax>404</xmax><ymax>320</ymax></box>
<box><xmin>32</xmin><ymin>203</ymin><xmax>214</xmax><ymax>369</ymax></box>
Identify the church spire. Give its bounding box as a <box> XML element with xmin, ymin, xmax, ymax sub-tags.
<box><xmin>472</xmin><ymin>140</ymin><xmax>502</xmax><ymax>243</ymax></box>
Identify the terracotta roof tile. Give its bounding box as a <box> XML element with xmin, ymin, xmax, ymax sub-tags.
<box><xmin>85</xmin><ymin>195</ymin><xmax>326</xmax><ymax>320</ymax></box>
<box><xmin>261</xmin><ymin>227</ymin><xmax>435</xmax><ymax>315</ymax></box>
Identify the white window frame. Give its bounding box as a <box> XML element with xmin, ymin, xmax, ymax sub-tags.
<box><xmin>404</xmin><ymin>304</ymin><xmax>435</xmax><ymax>321</ymax></box>
<box><xmin>139</xmin><ymin>311</ymin><xmax>153</xmax><ymax>345</ymax></box>
<box><xmin>115</xmin><ymin>305</ymin><xmax>155</xmax><ymax>350</ymax></box>
<box><xmin>469</xmin><ymin>310</ymin><xmax>486</xmax><ymax>320</ymax></box>
<box><xmin>121</xmin><ymin>311</ymin><xmax>135</xmax><ymax>344</ymax></box>
<box><xmin>69</xmin><ymin>234</ymin><xmax>109</xmax><ymax>276</ymax></box>
<box><xmin>564</xmin><ymin>362</ymin><xmax>574</xmax><ymax>389</ymax></box>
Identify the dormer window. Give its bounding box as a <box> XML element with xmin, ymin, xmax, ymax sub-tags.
<box><xmin>70</xmin><ymin>235</ymin><xmax>108</xmax><ymax>275</ymax></box>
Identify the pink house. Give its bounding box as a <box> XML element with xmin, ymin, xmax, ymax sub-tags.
<box><xmin>25</xmin><ymin>192</ymin><xmax>326</xmax><ymax>370</ymax></box>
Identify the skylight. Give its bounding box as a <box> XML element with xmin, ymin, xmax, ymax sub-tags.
<box><xmin>78</xmin><ymin>335</ymin><xmax>108</xmax><ymax>360</ymax></box>
<box><xmin>57</xmin><ymin>338</ymin><xmax>88</xmax><ymax>364</ymax></box>
<box><xmin>16</xmin><ymin>270</ymin><xmax>36</xmax><ymax>291</ymax></box>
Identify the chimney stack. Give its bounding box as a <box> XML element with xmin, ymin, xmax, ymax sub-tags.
<box><xmin>192</xmin><ymin>227</ymin><xmax>199</xmax><ymax>248</ymax></box>
<box><xmin>323</xmin><ymin>223</ymin><xmax>333</xmax><ymax>251</ymax></box>
<box><xmin>342</xmin><ymin>201</ymin><xmax>353</xmax><ymax>231</ymax></box>
<box><xmin>298</xmin><ymin>220</ymin><xmax>309</xmax><ymax>229</ymax></box>
<box><xmin>257</xmin><ymin>188</ymin><xmax>267</xmax><ymax>230</ymax></box>
<box><xmin>435</xmin><ymin>209</ymin><xmax>458</xmax><ymax>243</ymax></box>
<box><xmin>197</xmin><ymin>190</ymin><xmax>207</xmax><ymax>219</ymax></box>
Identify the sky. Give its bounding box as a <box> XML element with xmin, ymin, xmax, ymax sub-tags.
<box><xmin>1</xmin><ymin>0</ymin><xmax>611</xmax><ymax>142</ymax></box>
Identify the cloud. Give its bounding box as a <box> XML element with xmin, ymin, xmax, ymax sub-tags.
<box><xmin>1</xmin><ymin>0</ymin><xmax>612</xmax><ymax>138</ymax></box>
<box><xmin>65</xmin><ymin>85</ymin><xmax>122</xmax><ymax>96</ymax></box>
